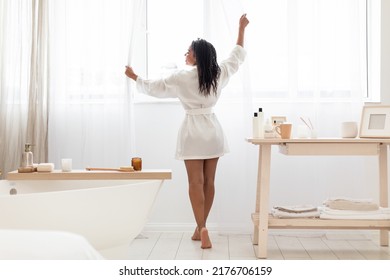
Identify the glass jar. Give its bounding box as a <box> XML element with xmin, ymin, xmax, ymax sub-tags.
<box><xmin>131</xmin><ymin>157</ymin><xmax>142</xmax><ymax>171</ymax></box>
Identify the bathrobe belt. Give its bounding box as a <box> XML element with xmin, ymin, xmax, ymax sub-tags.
<box><xmin>185</xmin><ymin>107</ymin><xmax>214</xmax><ymax>115</ymax></box>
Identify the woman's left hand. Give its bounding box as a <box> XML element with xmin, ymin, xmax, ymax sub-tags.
<box><xmin>125</xmin><ymin>66</ymin><xmax>138</xmax><ymax>81</ymax></box>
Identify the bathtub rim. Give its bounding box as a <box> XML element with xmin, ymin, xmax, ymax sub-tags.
<box><xmin>6</xmin><ymin>169</ymin><xmax>172</xmax><ymax>180</ymax></box>
<box><xmin>0</xmin><ymin>179</ymin><xmax>165</xmax><ymax>196</ymax></box>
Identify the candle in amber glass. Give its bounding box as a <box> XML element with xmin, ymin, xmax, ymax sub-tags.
<box><xmin>131</xmin><ymin>157</ymin><xmax>142</xmax><ymax>171</ymax></box>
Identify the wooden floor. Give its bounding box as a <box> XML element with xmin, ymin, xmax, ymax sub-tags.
<box><xmin>124</xmin><ymin>231</ymin><xmax>390</xmax><ymax>260</ymax></box>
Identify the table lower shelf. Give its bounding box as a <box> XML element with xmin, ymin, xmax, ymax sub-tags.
<box><xmin>252</xmin><ymin>213</ymin><xmax>390</xmax><ymax>230</ymax></box>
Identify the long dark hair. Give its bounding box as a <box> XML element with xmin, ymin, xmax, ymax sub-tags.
<box><xmin>191</xmin><ymin>39</ymin><xmax>221</xmax><ymax>96</ymax></box>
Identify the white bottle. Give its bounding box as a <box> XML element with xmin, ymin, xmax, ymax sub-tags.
<box><xmin>253</xmin><ymin>112</ymin><xmax>260</xmax><ymax>138</ymax></box>
<box><xmin>22</xmin><ymin>143</ymin><xmax>33</xmax><ymax>167</ymax></box>
<box><xmin>264</xmin><ymin>118</ymin><xmax>273</xmax><ymax>133</ymax></box>
<box><xmin>257</xmin><ymin>108</ymin><xmax>264</xmax><ymax>138</ymax></box>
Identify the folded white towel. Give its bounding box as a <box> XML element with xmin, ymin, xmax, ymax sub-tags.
<box><xmin>320</xmin><ymin>213</ymin><xmax>390</xmax><ymax>220</ymax></box>
<box><xmin>320</xmin><ymin>206</ymin><xmax>390</xmax><ymax>215</ymax></box>
<box><xmin>271</xmin><ymin>207</ymin><xmax>320</xmax><ymax>219</ymax></box>
<box><xmin>325</xmin><ymin>197</ymin><xmax>373</xmax><ymax>203</ymax></box>
<box><xmin>319</xmin><ymin>206</ymin><xmax>390</xmax><ymax>220</ymax></box>
<box><xmin>273</xmin><ymin>205</ymin><xmax>318</xmax><ymax>213</ymax></box>
<box><xmin>323</xmin><ymin>198</ymin><xmax>379</xmax><ymax>211</ymax></box>
<box><xmin>37</xmin><ymin>163</ymin><xmax>54</xmax><ymax>172</ymax></box>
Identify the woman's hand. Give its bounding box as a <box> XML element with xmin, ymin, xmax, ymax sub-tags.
<box><xmin>239</xmin><ymin>14</ymin><xmax>249</xmax><ymax>31</ymax></box>
<box><xmin>125</xmin><ymin>66</ymin><xmax>138</xmax><ymax>81</ymax></box>
<box><xmin>236</xmin><ymin>14</ymin><xmax>249</xmax><ymax>47</ymax></box>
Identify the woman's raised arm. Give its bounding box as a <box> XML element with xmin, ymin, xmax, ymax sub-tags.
<box><xmin>236</xmin><ymin>14</ymin><xmax>249</xmax><ymax>47</ymax></box>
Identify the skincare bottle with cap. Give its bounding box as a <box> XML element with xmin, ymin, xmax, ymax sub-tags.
<box><xmin>253</xmin><ymin>112</ymin><xmax>260</xmax><ymax>138</ymax></box>
<box><xmin>257</xmin><ymin>108</ymin><xmax>264</xmax><ymax>138</ymax></box>
<box><xmin>22</xmin><ymin>143</ymin><xmax>33</xmax><ymax>167</ymax></box>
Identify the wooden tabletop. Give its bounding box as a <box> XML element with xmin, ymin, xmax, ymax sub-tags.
<box><xmin>7</xmin><ymin>169</ymin><xmax>172</xmax><ymax>180</ymax></box>
<box><xmin>246</xmin><ymin>137</ymin><xmax>390</xmax><ymax>144</ymax></box>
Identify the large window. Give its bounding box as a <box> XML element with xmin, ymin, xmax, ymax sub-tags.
<box><xmin>245</xmin><ymin>0</ymin><xmax>367</xmax><ymax>100</ymax></box>
<box><xmin>48</xmin><ymin>0</ymin><xmax>369</xmax><ymax>103</ymax></box>
<box><xmin>143</xmin><ymin>0</ymin><xmax>368</xmax><ymax>101</ymax></box>
<box><xmin>146</xmin><ymin>0</ymin><xmax>203</xmax><ymax>78</ymax></box>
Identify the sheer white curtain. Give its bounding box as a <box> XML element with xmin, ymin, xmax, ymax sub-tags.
<box><xmin>0</xmin><ymin>0</ymin><xmax>49</xmax><ymax>178</ymax></box>
<box><xmin>192</xmin><ymin>0</ymin><xmax>367</xmax><ymax>230</ymax></box>
<box><xmin>28</xmin><ymin>0</ymin><xmax>49</xmax><ymax>165</ymax></box>
<box><xmin>48</xmin><ymin>0</ymin><xmax>145</xmax><ymax>169</ymax></box>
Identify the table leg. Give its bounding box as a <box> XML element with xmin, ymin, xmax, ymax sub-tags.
<box><xmin>253</xmin><ymin>144</ymin><xmax>271</xmax><ymax>258</ymax></box>
<box><xmin>379</xmin><ymin>144</ymin><xmax>389</xmax><ymax>246</ymax></box>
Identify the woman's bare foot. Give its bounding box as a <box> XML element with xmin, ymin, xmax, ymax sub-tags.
<box><xmin>200</xmin><ymin>227</ymin><xmax>212</xmax><ymax>249</ymax></box>
<box><xmin>191</xmin><ymin>227</ymin><xmax>200</xmax><ymax>241</ymax></box>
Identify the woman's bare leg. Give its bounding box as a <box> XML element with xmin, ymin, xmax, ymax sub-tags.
<box><xmin>185</xmin><ymin>159</ymin><xmax>205</xmax><ymax>230</ymax></box>
<box><xmin>203</xmin><ymin>157</ymin><xmax>218</xmax><ymax>224</ymax></box>
<box><xmin>185</xmin><ymin>158</ymin><xmax>219</xmax><ymax>248</ymax></box>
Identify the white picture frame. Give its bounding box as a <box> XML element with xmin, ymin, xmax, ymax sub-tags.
<box><xmin>359</xmin><ymin>105</ymin><xmax>390</xmax><ymax>138</ymax></box>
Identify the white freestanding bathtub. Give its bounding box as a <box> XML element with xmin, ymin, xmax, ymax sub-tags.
<box><xmin>0</xmin><ymin>170</ymin><xmax>171</xmax><ymax>259</ymax></box>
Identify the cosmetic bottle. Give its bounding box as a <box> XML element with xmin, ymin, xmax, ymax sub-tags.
<box><xmin>264</xmin><ymin>118</ymin><xmax>273</xmax><ymax>133</ymax></box>
<box><xmin>257</xmin><ymin>108</ymin><xmax>264</xmax><ymax>138</ymax></box>
<box><xmin>22</xmin><ymin>143</ymin><xmax>33</xmax><ymax>167</ymax></box>
<box><xmin>253</xmin><ymin>112</ymin><xmax>260</xmax><ymax>138</ymax></box>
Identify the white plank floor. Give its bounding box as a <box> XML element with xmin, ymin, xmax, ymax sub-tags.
<box><xmin>123</xmin><ymin>231</ymin><xmax>390</xmax><ymax>260</ymax></box>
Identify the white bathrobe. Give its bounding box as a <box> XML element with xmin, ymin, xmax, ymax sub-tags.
<box><xmin>136</xmin><ymin>45</ymin><xmax>246</xmax><ymax>160</ymax></box>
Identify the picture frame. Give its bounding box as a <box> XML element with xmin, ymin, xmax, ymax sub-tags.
<box><xmin>271</xmin><ymin>116</ymin><xmax>287</xmax><ymax>125</ymax></box>
<box><xmin>359</xmin><ymin>105</ymin><xmax>390</xmax><ymax>138</ymax></box>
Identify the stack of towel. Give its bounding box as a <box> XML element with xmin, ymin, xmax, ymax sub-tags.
<box><xmin>271</xmin><ymin>205</ymin><xmax>320</xmax><ymax>218</ymax></box>
<box><xmin>319</xmin><ymin>198</ymin><xmax>390</xmax><ymax>220</ymax></box>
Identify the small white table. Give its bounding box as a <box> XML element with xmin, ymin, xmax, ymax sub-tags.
<box><xmin>247</xmin><ymin>138</ymin><xmax>390</xmax><ymax>259</ymax></box>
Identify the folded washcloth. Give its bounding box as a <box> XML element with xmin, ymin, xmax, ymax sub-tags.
<box><xmin>323</xmin><ymin>197</ymin><xmax>379</xmax><ymax>211</ymax></box>
<box><xmin>271</xmin><ymin>208</ymin><xmax>320</xmax><ymax>219</ymax></box>
<box><xmin>271</xmin><ymin>206</ymin><xmax>320</xmax><ymax>218</ymax></box>
<box><xmin>326</xmin><ymin>197</ymin><xmax>373</xmax><ymax>203</ymax></box>
<box><xmin>273</xmin><ymin>205</ymin><xmax>318</xmax><ymax>214</ymax></box>
<box><xmin>37</xmin><ymin>163</ymin><xmax>54</xmax><ymax>172</ymax></box>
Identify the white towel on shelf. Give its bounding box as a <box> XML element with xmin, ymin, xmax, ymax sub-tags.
<box><xmin>271</xmin><ymin>205</ymin><xmax>320</xmax><ymax>218</ymax></box>
<box><xmin>323</xmin><ymin>197</ymin><xmax>379</xmax><ymax>211</ymax></box>
<box><xmin>273</xmin><ymin>205</ymin><xmax>318</xmax><ymax>213</ymax></box>
<box><xmin>319</xmin><ymin>206</ymin><xmax>390</xmax><ymax>220</ymax></box>
<box><xmin>326</xmin><ymin>197</ymin><xmax>373</xmax><ymax>203</ymax></box>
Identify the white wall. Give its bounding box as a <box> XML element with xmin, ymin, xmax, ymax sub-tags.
<box><xmin>381</xmin><ymin>0</ymin><xmax>390</xmax><ymax>104</ymax></box>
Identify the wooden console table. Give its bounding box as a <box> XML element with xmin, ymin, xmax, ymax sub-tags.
<box><xmin>246</xmin><ymin>138</ymin><xmax>390</xmax><ymax>259</ymax></box>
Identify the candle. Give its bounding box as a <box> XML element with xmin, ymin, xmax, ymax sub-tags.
<box><xmin>131</xmin><ymin>157</ymin><xmax>142</xmax><ymax>171</ymax></box>
<box><xmin>61</xmin><ymin>158</ymin><xmax>72</xmax><ymax>172</ymax></box>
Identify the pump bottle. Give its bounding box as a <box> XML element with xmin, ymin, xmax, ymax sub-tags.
<box><xmin>257</xmin><ymin>108</ymin><xmax>264</xmax><ymax>138</ymax></box>
<box><xmin>253</xmin><ymin>112</ymin><xmax>260</xmax><ymax>138</ymax></box>
<box><xmin>22</xmin><ymin>143</ymin><xmax>33</xmax><ymax>167</ymax></box>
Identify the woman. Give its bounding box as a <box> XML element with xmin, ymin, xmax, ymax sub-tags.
<box><xmin>125</xmin><ymin>14</ymin><xmax>249</xmax><ymax>249</ymax></box>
